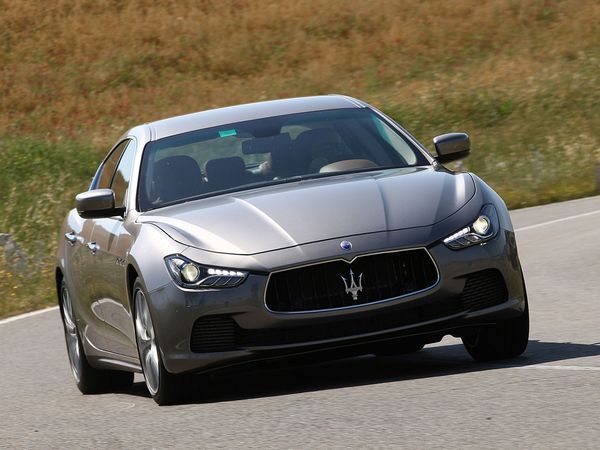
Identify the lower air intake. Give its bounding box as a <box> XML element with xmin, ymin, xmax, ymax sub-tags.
<box><xmin>190</xmin><ymin>316</ymin><xmax>236</xmax><ymax>353</ymax></box>
<box><xmin>461</xmin><ymin>269</ymin><xmax>508</xmax><ymax>311</ymax></box>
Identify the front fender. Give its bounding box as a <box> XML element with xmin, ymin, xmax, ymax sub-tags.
<box><xmin>127</xmin><ymin>222</ymin><xmax>188</xmax><ymax>293</ymax></box>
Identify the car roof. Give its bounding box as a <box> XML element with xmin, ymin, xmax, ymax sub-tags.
<box><xmin>145</xmin><ymin>95</ymin><xmax>366</xmax><ymax>141</ymax></box>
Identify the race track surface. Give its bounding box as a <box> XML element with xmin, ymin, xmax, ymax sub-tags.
<box><xmin>2</xmin><ymin>196</ymin><xmax>599</xmax><ymax>449</ymax></box>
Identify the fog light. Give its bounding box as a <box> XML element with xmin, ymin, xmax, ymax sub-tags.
<box><xmin>181</xmin><ymin>263</ymin><xmax>200</xmax><ymax>282</ymax></box>
<box><xmin>472</xmin><ymin>215</ymin><xmax>491</xmax><ymax>235</ymax></box>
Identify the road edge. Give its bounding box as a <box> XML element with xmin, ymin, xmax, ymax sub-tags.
<box><xmin>0</xmin><ymin>306</ymin><xmax>59</xmax><ymax>325</ymax></box>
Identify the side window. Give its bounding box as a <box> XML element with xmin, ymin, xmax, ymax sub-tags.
<box><xmin>96</xmin><ymin>140</ymin><xmax>129</xmax><ymax>189</ymax></box>
<box><xmin>111</xmin><ymin>140</ymin><xmax>137</xmax><ymax>208</ymax></box>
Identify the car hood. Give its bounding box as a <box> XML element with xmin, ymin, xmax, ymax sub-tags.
<box><xmin>139</xmin><ymin>167</ymin><xmax>475</xmax><ymax>255</ymax></box>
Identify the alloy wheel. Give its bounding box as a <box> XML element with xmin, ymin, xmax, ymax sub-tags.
<box><xmin>61</xmin><ymin>285</ymin><xmax>82</xmax><ymax>383</ymax></box>
<box><xmin>134</xmin><ymin>289</ymin><xmax>160</xmax><ymax>396</ymax></box>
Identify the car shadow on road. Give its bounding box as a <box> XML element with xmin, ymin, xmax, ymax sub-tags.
<box><xmin>123</xmin><ymin>339</ymin><xmax>600</xmax><ymax>404</ymax></box>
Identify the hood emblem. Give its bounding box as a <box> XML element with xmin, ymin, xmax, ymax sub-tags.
<box><xmin>341</xmin><ymin>269</ymin><xmax>363</xmax><ymax>302</ymax></box>
<box><xmin>340</xmin><ymin>240</ymin><xmax>352</xmax><ymax>251</ymax></box>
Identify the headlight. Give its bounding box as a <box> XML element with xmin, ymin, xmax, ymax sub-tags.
<box><xmin>443</xmin><ymin>204</ymin><xmax>499</xmax><ymax>249</ymax></box>
<box><xmin>165</xmin><ymin>255</ymin><xmax>248</xmax><ymax>289</ymax></box>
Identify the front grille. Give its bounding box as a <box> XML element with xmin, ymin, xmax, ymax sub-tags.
<box><xmin>190</xmin><ymin>269</ymin><xmax>509</xmax><ymax>352</ymax></box>
<box><xmin>461</xmin><ymin>269</ymin><xmax>508</xmax><ymax>311</ymax></box>
<box><xmin>265</xmin><ymin>249</ymin><xmax>438</xmax><ymax>312</ymax></box>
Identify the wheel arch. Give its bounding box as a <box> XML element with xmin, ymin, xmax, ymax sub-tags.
<box><xmin>126</xmin><ymin>264</ymin><xmax>139</xmax><ymax>312</ymax></box>
<box><xmin>55</xmin><ymin>267</ymin><xmax>64</xmax><ymax>308</ymax></box>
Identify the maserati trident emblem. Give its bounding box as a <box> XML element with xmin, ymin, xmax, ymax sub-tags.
<box><xmin>341</xmin><ymin>269</ymin><xmax>363</xmax><ymax>302</ymax></box>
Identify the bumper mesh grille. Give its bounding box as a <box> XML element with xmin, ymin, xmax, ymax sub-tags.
<box><xmin>461</xmin><ymin>269</ymin><xmax>508</xmax><ymax>311</ymax></box>
<box><xmin>265</xmin><ymin>249</ymin><xmax>438</xmax><ymax>312</ymax></box>
<box><xmin>190</xmin><ymin>316</ymin><xmax>236</xmax><ymax>352</ymax></box>
<box><xmin>190</xmin><ymin>269</ymin><xmax>508</xmax><ymax>352</ymax></box>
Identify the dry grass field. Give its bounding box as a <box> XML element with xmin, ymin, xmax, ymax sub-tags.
<box><xmin>0</xmin><ymin>0</ymin><xmax>599</xmax><ymax>317</ymax></box>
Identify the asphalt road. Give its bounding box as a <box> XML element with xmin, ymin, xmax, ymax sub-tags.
<box><xmin>2</xmin><ymin>196</ymin><xmax>600</xmax><ymax>449</ymax></box>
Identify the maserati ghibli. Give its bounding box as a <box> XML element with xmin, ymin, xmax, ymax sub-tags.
<box><xmin>56</xmin><ymin>95</ymin><xmax>529</xmax><ymax>404</ymax></box>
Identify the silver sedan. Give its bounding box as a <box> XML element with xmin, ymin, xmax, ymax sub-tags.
<box><xmin>56</xmin><ymin>95</ymin><xmax>528</xmax><ymax>404</ymax></box>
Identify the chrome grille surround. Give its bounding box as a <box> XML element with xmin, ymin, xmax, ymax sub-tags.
<box><xmin>263</xmin><ymin>247</ymin><xmax>440</xmax><ymax>314</ymax></box>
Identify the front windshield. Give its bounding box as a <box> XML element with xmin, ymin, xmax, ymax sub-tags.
<box><xmin>138</xmin><ymin>108</ymin><xmax>429</xmax><ymax>211</ymax></box>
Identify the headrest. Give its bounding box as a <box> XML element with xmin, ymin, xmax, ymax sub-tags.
<box><xmin>155</xmin><ymin>155</ymin><xmax>202</xmax><ymax>181</ymax></box>
<box><xmin>153</xmin><ymin>155</ymin><xmax>203</xmax><ymax>202</ymax></box>
<box><xmin>293</xmin><ymin>128</ymin><xmax>341</xmax><ymax>146</ymax></box>
<box><xmin>204</xmin><ymin>156</ymin><xmax>249</xmax><ymax>191</ymax></box>
<box><xmin>204</xmin><ymin>156</ymin><xmax>246</xmax><ymax>176</ymax></box>
<box><xmin>242</xmin><ymin>133</ymin><xmax>291</xmax><ymax>154</ymax></box>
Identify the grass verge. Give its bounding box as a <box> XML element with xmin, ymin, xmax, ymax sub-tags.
<box><xmin>0</xmin><ymin>138</ymin><xmax>101</xmax><ymax>318</ymax></box>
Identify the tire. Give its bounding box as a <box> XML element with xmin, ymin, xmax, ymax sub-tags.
<box><xmin>462</xmin><ymin>283</ymin><xmax>529</xmax><ymax>362</ymax></box>
<box><xmin>59</xmin><ymin>280</ymin><xmax>133</xmax><ymax>394</ymax></box>
<box><xmin>375</xmin><ymin>339</ymin><xmax>425</xmax><ymax>356</ymax></box>
<box><xmin>133</xmin><ymin>278</ymin><xmax>188</xmax><ymax>405</ymax></box>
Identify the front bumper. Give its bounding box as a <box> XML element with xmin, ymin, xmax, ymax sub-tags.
<box><xmin>146</xmin><ymin>228</ymin><xmax>525</xmax><ymax>374</ymax></box>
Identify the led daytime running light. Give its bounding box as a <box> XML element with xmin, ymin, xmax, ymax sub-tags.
<box><xmin>443</xmin><ymin>204</ymin><xmax>499</xmax><ymax>250</ymax></box>
<box><xmin>165</xmin><ymin>255</ymin><xmax>248</xmax><ymax>289</ymax></box>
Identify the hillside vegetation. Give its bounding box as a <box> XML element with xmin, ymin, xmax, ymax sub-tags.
<box><xmin>0</xmin><ymin>0</ymin><xmax>599</xmax><ymax>317</ymax></box>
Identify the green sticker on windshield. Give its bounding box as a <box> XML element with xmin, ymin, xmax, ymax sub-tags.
<box><xmin>218</xmin><ymin>129</ymin><xmax>237</xmax><ymax>138</ymax></box>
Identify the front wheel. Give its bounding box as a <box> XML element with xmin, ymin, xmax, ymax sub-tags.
<box><xmin>133</xmin><ymin>278</ymin><xmax>188</xmax><ymax>405</ymax></box>
<box><xmin>462</xmin><ymin>303</ymin><xmax>529</xmax><ymax>362</ymax></box>
<box><xmin>60</xmin><ymin>280</ymin><xmax>133</xmax><ymax>394</ymax></box>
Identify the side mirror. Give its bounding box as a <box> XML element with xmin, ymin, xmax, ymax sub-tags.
<box><xmin>433</xmin><ymin>132</ymin><xmax>470</xmax><ymax>163</ymax></box>
<box><xmin>76</xmin><ymin>189</ymin><xmax>125</xmax><ymax>219</ymax></box>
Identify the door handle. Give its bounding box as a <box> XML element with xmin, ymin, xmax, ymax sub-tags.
<box><xmin>87</xmin><ymin>242</ymin><xmax>99</xmax><ymax>254</ymax></box>
<box><xmin>64</xmin><ymin>231</ymin><xmax>77</xmax><ymax>246</ymax></box>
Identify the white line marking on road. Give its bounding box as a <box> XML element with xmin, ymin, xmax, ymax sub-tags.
<box><xmin>514</xmin><ymin>209</ymin><xmax>600</xmax><ymax>232</ymax></box>
<box><xmin>517</xmin><ymin>365</ymin><xmax>600</xmax><ymax>371</ymax></box>
<box><xmin>0</xmin><ymin>306</ymin><xmax>59</xmax><ymax>325</ymax></box>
